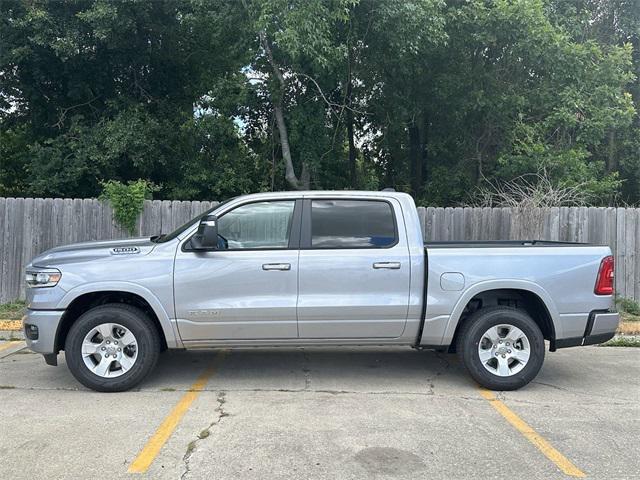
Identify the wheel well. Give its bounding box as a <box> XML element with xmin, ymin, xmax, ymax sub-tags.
<box><xmin>56</xmin><ymin>291</ymin><xmax>168</xmax><ymax>352</ymax></box>
<box><xmin>448</xmin><ymin>289</ymin><xmax>555</xmax><ymax>353</ymax></box>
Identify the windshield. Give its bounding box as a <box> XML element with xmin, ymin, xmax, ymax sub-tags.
<box><xmin>152</xmin><ymin>197</ymin><xmax>236</xmax><ymax>243</ymax></box>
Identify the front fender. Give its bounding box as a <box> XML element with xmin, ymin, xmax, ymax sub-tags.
<box><xmin>439</xmin><ymin>279</ymin><xmax>561</xmax><ymax>345</ymax></box>
<box><xmin>58</xmin><ymin>281</ymin><xmax>182</xmax><ymax>349</ymax></box>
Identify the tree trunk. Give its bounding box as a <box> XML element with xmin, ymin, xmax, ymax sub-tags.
<box><xmin>346</xmin><ymin>94</ymin><xmax>357</xmax><ymax>187</ymax></box>
<box><xmin>347</xmin><ymin>113</ymin><xmax>357</xmax><ymax>187</ymax></box>
<box><xmin>409</xmin><ymin>118</ymin><xmax>428</xmax><ymax>195</ymax></box>
<box><xmin>409</xmin><ymin>121</ymin><xmax>420</xmax><ymax>195</ymax></box>
<box><xmin>273</xmin><ymin>102</ymin><xmax>300</xmax><ymax>189</ymax></box>
<box><xmin>421</xmin><ymin>112</ymin><xmax>428</xmax><ymax>187</ymax></box>
<box><xmin>473</xmin><ymin>128</ymin><xmax>490</xmax><ymax>184</ymax></box>
<box><xmin>606</xmin><ymin>129</ymin><xmax>617</xmax><ymax>172</ymax></box>
<box><xmin>408</xmin><ymin>112</ymin><xmax>429</xmax><ymax>195</ymax></box>
<box><xmin>346</xmin><ymin>47</ymin><xmax>357</xmax><ymax>187</ymax></box>
<box><xmin>259</xmin><ymin>31</ymin><xmax>309</xmax><ymax>190</ymax></box>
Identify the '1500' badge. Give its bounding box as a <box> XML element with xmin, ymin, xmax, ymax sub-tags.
<box><xmin>111</xmin><ymin>246</ymin><xmax>141</xmax><ymax>255</ymax></box>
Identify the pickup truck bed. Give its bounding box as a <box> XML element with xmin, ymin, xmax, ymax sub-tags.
<box><xmin>425</xmin><ymin>240</ymin><xmax>587</xmax><ymax>247</ymax></box>
<box><xmin>421</xmin><ymin>240</ymin><xmax>616</xmax><ymax>347</ymax></box>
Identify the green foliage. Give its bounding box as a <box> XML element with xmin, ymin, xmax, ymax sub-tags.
<box><xmin>602</xmin><ymin>337</ymin><xmax>640</xmax><ymax>347</ymax></box>
<box><xmin>0</xmin><ymin>0</ymin><xmax>638</xmax><ymax>205</ymax></box>
<box><xmin>99</xmin><ymin>180</ymin><xmax>156</xmax><ymax>234</ymax></box>
<box><xmin>253</xmin><ymin>0</ymin><xmax>357</xmax><ymax>69</ymax></box>
<box><xmin>0</xmin><ymin>124</ymin><xmax>30</xmax><ymax>196</ymax></box>
<box><xmin>617</xmin><ymin>297</ymin><xmax>640</xmax><ymax>316</ymax></box>
<box><xmin>0</xmin><ymin>300</ymin><xmax>26</xmax><ymax>320</ymax></box>
<box><xmin>417</xmin><ymin>166</ymin><xmax>473</xmax><ymax>207</ymax></box>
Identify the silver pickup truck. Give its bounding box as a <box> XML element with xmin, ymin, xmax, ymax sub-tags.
<box><xmin>23</xmin><ymin>191</ymin><xmax>619</xmax><ymax>392</ymax></box>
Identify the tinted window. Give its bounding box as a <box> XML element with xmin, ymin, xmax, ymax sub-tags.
<box><xmin>311</xmin><ymin>200</ymin><xmax>397</xmax><ymax>248</ymax></box>
<box><xmin>218</xmin><ymin>200</ymin><xmax>295</xmax><ymax>249</ymax></box>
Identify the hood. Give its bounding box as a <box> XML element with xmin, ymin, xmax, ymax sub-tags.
<box><xmin>30</xmin><ymin>237</ymin><xmax>158</xmax><ymax>269</ymax></box>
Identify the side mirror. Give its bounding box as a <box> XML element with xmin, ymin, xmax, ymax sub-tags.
<box><xmin>190</xmin><ymin>214</ymin><xmax>219</xmax><ymax>250</ymax></box>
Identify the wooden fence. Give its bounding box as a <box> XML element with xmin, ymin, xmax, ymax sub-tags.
<box><xmin>0</xmin><ymin>197</ymin><xmax>638</xmax><ymax>304</ymax></box>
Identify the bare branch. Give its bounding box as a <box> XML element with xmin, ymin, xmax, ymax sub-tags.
<box><xmin>293</xmin><ymin>72</ymin><xmax>369</xmax><ymax>116</ymax></box>
<box><xmin>53</xmin><ymin>96</ymin><xmax>100</xmax><ymax>129</ymax></box>
<box><xmin>468</xmin><ymin>168</ymin><xmax>594</xmax><ymax>239</ymax></box>
<box><xmin>469</xmin><ymin>168</ymin><xmax>592</xmax><ymax>209</ymax></box>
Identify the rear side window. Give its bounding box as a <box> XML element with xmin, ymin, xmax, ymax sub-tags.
<box><xmin>310</xmin><ymin>200</ymin><xmax>397</xmax><ymax>248</ymax></box>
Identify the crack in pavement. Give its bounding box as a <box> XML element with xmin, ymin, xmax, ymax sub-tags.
<box><xmin>426</xmin><ymin>351</ymin><xmax>453</xmax><ymax>393</ymax></box>
<box><xmin>529</xmin><ymin>380</ymin><xmax>638</xmax><ymax>401</ymax></box>
<box><xmin>1</xmin><ymin>385</ymin><xmax>635</xmax><ymax>406</ymax></box>
<box><xmin>531</xmin><ymin>380</ymin><xmax>569</xmax><ymax>391</ymax></box>
<box><xmin>181</xmin><ymin>391</ymin><xmax>228</xmax><ymax>480</ymax></box>
<box><xmin>300</xmin><ymin>348</ymin><xmax>312</xmax><ymax>390</ymax></box>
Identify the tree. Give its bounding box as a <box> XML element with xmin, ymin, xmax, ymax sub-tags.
<box><xmin>0</xmin><ymin>0</ymin><xmax>251</xmax><ymax>198</ymax></box>
<box><xmin>237</xmin><ymin>0</ymin><xmax>358</xmax><ymax>189</ymax></box>
<box><xmin>1</xmin><ymin>0</ymin><xmax>638</xmax><ymax>205</ymax></box>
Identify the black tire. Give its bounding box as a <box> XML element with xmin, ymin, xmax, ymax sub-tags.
<box><xmin>456</xmin><ymin>306</ymin><xmax>545</xmax><ymax>391</ymax></box>
<box><xmin>65</xmin><ymin>304</ymin><xmax>161</xmax><ymax>392</ymax></box>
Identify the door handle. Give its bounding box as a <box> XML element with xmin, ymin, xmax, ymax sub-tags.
<box><xmin>262</xmin><ymin>263</ymin><xmax>291</xmax><ymax>271</ymax></box>
<box><xmin>373</xmin><ymin>262</ymin><xmax>401</xmax><ymax>270</ymax></box>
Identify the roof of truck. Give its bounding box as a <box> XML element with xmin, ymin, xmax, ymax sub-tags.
<box><xmin>234</xmin><ymin>190</ymin><xmax>413</xmax><ymax>201</ymax></box>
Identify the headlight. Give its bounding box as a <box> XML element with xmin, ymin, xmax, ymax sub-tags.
<box><xmin>25</xmin><ymin>268</ymin><xmax>62</xmax><ymax>288</ymax></box>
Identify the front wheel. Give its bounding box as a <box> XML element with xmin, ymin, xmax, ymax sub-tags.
<box><xmin>456</xmin><ymin>306</ymin><xmax>545</xmax><ymax>391</ymax></box>
<box><xmin>65</xmin><ymin>304</ymin><xmax>161</xmax><ymax>392</ymax></box>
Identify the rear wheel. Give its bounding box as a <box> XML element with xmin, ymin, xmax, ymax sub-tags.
<box><xmin>65</xmin><ymin>304</ymin><xmax>160</xmax><ymax>392</ymax></box>
<box><xmin>456</xmin><ymin>306</ymin><xmax>545</xmax><ymax>391</ymax></box>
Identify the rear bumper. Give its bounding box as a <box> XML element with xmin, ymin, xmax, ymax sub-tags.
<box><xmin>22</xmin><ymin>309</ymin><xmax>64</xmax><ymax>355</ymax></box>
<box><xmin>554</xmin><ymin>310</ymin><xmax>619</xmax><ymax>349</ymax></box>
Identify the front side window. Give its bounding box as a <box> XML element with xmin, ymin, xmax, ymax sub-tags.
<box><xmin>311</xmin><ymin>200</ymin><xmax>397</xmax><ymax>248</ymax></box>
<box><xmin>218</xmin><ymin>200</ymin><xmax>295</xmax><ymax>250</ymax></box>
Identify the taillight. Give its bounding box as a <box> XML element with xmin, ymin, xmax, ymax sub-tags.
<box><xmin>594</xmin><ymin>255</ymin><xmax>614</xmax><ymax>295</ymax></box>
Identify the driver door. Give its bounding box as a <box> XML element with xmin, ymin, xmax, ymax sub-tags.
<box><xmin>174</xmin><ymin>199</ymin><xmax>301</xmax><ymax>342</ymax></box>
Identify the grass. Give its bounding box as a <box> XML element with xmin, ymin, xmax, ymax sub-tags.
<box><xmin>0</xmin><ymin>300</ymin><xmax>25</xmax><ymax>320</ymax></box>
<box><xmin>184</xmin><ymin>440</ymin><xmax>197</xmax><ymax>457</ymax></box>
<box><xmin>617</xmin><ymin>297</ymin><xmax>640</xmax><ymax>326</ymax></box>
<box><xmin>603</xmin><ymin>336</ymin><xmax>640</xmax><ymax>347</ymax></box>
<box><xmin>621</xmin><ymin>311</ymin><xmax>640</xmax><ymax>323</ymax></box>
<box><xmin>617</xmin><ymin>297</ymin><xmax>640</xmax><ymax>316</ymax></box>
<box><xmin>618</xmin><ymin>321</ymin><xmax>640</xmax><ymax>335</ymax></box>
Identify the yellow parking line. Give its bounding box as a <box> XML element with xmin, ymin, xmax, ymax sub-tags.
<box><xmin>128</xmin><ymin>350</ymin><xmax>227</xmax><ymax>473</ymax></box>
<box><xmin>479</xmin><ymin>388</ymin><xmax>586</xmax><ymax>478</ymax></box>
<box><xmin>0</xmin><ymin>341</ymin><xmax>23</xmax><ymax>353</ymax></box>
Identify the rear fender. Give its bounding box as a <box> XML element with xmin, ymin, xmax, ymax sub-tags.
<box><xmin>439</xmin><ymin>279</ymin><xmax>561</xmax><ymax>345</ymax></box>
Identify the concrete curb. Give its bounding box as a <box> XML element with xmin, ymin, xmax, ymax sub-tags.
<box><xmin>0</xmin><ymin>330</ymin><xmax>24</xmax><ymax>341</ymax></box>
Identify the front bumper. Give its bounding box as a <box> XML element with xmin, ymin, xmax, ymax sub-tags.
<box><xmin>22</xmin><ymin>309</ymin><xmax>64</xmax><ymax>355</ymax></box>
<box><xmin>554</xmin><ymin>310</ymin><xmax>620</xmax><ymax>349</ymax></box>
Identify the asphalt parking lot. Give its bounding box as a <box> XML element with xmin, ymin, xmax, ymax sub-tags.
<box><xmin>0</xmin><ymin>342</ymin><xmax>638</xmax><ymax>480</ymax></box>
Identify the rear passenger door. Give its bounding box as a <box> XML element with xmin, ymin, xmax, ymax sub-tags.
<box><xmin>297</xmin><ymin>197</ymin><xmax>411</xmax><ymax>338</ymax></box>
